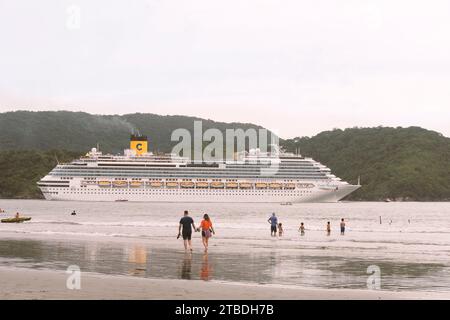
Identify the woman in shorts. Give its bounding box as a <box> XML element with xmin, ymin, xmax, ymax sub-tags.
<box><xmin>199</xmin><ymin>214</ymin><xmax>215</xmax><ymax>252</ymax></box>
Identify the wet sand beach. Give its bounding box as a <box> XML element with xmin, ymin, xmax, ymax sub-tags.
<box><xmin>1</xmin><ymin>266</ymin><xmax>449</xmax><ymax>300</ymax></box>
<box><xmin>1</xmin><ymin>200</ymin><xmax>450</xmax><ymax>299</ymax></box>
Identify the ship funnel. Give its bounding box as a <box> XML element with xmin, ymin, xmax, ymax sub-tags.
<box><xmin>130</xmin><ymin>134</ymin><xmax>148</xmax><ymax>156</ymax></box>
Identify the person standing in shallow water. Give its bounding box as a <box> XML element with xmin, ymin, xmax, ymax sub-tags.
<box><xmin>278</xmin><ymin>223</ymin><xmax>283</xmax><ymax>237</ymax></box>
<box><xmin>299</xmin><ymin>222</ymin><xmax>305</xmax><ymax>236</ymax></box>
<box><xmin>199</xmin><ymin>214</ymin><xmax>215</xmax><ymax>252</ymax></box>
<box><xmin>178</xmin><ymin>210</ymin><xmax>197</xmax><ymax>252</ymax></box>
<box><xmin>326</xmin><ymin>221</ymin><xmax>331</xmax><ymax>236</ymax></box>
<box><xmin>268</xmin><ymin>213</ymin><xmax>278</xmax><ymax>237</ymax></box>
<box><xmin>340</xmin><ymin>218</ymin><xmax>346</xmax><ymax>235</ymax></box>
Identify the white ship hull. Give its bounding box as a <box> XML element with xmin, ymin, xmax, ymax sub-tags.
<box><xmin>39</xmin><ymin>184</ymin><xmax>359</xmax><ymax>203</ymax></box>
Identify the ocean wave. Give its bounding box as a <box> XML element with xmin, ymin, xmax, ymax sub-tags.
<box><xmin>27</xmin><ymin>220</ymin><xmax>450</xmax><ymax>234</ymax></box>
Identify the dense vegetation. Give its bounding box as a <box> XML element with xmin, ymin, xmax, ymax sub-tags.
<box><xmin>1</xmin><ymin>111</ymin><xmax>449</xmax><ymax>201</ymax></box>
<box><xmin>0</xmin><ymin>111</ymin><xmax>264</xmax><ymax>153</ymax></box>
<box><xmin>0</xmin><ymin>150</ymin><xmax>81</xmax><ymax>199</ymax></box>
<box><xmin>283</xmin><ymin>127</ymin><xmax>450</xmax><ymax>201</ymax></box>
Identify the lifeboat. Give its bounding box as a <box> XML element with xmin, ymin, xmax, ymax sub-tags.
<box><xmin>225</xmin><ymin>182</ymin><xmax>238</xmax><ymax>189</ymax></box>
<box><xmin>196</xmin><ymin>182</ymin><xmax>209</xmax><ymax>188</ymax></box>
<box><xmin>269</xmin><ymin>183</ymin><xmax>282</xmax><ymax>189</ymax></box>
<box><xmin>255</xmin><ymin>183</ymin><xmax>268</xmax><ymax>189</ymax></box>
<box><xmin>210</xmin><ymin>181</ymin><xmax>224</xmax><ymax>188</ymax></box>
<box><xmin>150</xmin><ymin>181</ymin><xmax>163</xmax><ymax>188</ymax></box>
<box><xmin>130</xmin><ymin>181</ymin><xmax>142</xmax><ymax>188</ymax></box>
<box><xmin>166</xmin><ymin>182</ymin><xmax>179</xmax><ymax>188</ymax></box>
<box><xmin>180</xmin><ymin>181</ymin><xmax>195</xmax><ymax>188</ymax></box>
<box><xmin>298</xmin><ymin>183</ymin><xmax>315</xmax><ymax>189</ymax></box>
<box><xmin>239</xmin><ymin>182</ymin><xmax>252</xmax><ymax>189</ymax></box>
<box><xmin>284</xmin><ymin>183</ymin><xmax>296</xmax><ymax>189</ymax></box>
<box><xmin>98</xmin><ymin>181</ymin><xmax>111</xmax><ymax>187</ymax></box>
<box><xmin>113</xmin><ymin>181</ymin><xmax>128</xmax><ymax>188</ymax></box>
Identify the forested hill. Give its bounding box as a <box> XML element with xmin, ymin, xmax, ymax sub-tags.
<box><xmin>0</xmin><ymin>111</ymin><xmax>264</xmax><ymax>153</ymax></box>
<box><xmin>0</xmin><ymin>111</ymin><xmax>449</xmax><ymax>201</ymax></box>
<box><xmin>283</xmin><ymin>127</ymin><xmax>450</xmax><ymax>201</ymax></box>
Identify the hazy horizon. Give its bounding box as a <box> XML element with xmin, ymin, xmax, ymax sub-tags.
<box><xmin>1</xmin><ymin>0</ymin><xmax>449</xmax><ymax>138</ymax></box>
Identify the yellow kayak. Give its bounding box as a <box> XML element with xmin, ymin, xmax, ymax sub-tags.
<box><xmin>1</xmin><ymin>217</ymin><xmax>32</xmax><ymax>223</ymax></box>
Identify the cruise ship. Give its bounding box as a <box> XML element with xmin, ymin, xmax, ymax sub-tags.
<box><xmin>38</xmin><ymin>135</ymin><xmax>360</xmax><ymax>203</ymax></box>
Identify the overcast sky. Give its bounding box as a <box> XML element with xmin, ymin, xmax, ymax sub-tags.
<box><xmin>1</xmin><ymin>0</ymin><xmax>449</xmax><ymax>138</ymax></box>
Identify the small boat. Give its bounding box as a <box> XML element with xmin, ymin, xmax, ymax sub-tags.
<box><xmin>298</xmin><ymin>183</ymin><xmax>315</xmax><ymax>189</ymax></box>
<box><xmin>98</xmin><ymin>181</ymin><xmax>111</xmax><ymax>187</ymax></box>
<box><xmin>130</xmin><ymin>181</ymin><xmax>143</xmax><ymax>188</ymax></box>
<box><xmin>255</xmin><ymin>183</ymin><xmax>268</xmax><ymax>189</ymax></box>
<box><xmin>180</xmin><ymin>181</ymin><xmax>195</xmax><ymax>188</ymax></box>
<box><xmin>150</xmin><ymin>181</ymin><xmax>163</xmax><ymax>188</ymax></box>
<box><xmin>113</xmin><ymin>181</ymin><xmax>128</xmax><ymax>187</ymax></box>
<box><xmin>269</xmin><ymin>183</ymin><xmax>282</xmax><ymax>189</ymax></box>
<box><xmin>280</xmin><ymin>202</ymin><xmax>293</xmax><ymax>206</ymax></box>
<box><xmin>239</xmin><ymin>182</ymin><xmax>252</xmax><ymax>189</ymax></box>
<box><xmin>196</xmin><ymin>182</ymin><xmax>209</xmax><ymax>188</ymax></box>
<box><xmin>166</xmin><ymin>182</ymin><xmax>179</xmax><ymax>188</ymax></box>
<box><xmin>210</xmin><ymin>181</ymin><xmax>224</xmax><ymax>188</ymax></box>
<box><xmin>1</xmin><ymin>217</ymin><xmax>32</xmax><ymax>223</ymax></box>
<box><xmin>115</xmin><ymin>199</ymin><xmax>128</xmax><ymax>202</ymax></box>
<box><xmin>225</xmin><ymin>182</ymin><xmax>238</xmax><ymax>189</ymax></box>
<box><xmin>284</xmin><ymin>183</ymin><xmax>296</xmax><ymax>189</ymax></box>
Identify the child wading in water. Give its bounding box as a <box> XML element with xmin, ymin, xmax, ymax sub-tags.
<box><xmin>340</xmin><ymin>218</ymin><xmax>346</xmax><ymax>235</ymax></box>
<box><xmin>278</xmin><ymin>223</ymin><xmax>283</xmax><ymax>237</ymax></box>
<box><xmin>299</xmin><ymin>222</ymin><xmax>305</xmax><ymax>236</ymax></box>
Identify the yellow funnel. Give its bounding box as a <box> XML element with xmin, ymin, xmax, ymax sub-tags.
<box><xmin>130</xmin><ymin>134</ymin><xmax>148</xmax><ymax>156</ymax></box>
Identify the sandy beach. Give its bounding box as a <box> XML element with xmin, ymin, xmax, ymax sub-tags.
<box><xmin>1</xmin><ymin>200</ymin><xmax>450</xmax><ymax>300</ymax></box>
<box><xmin>1</xmin><ymin>266</ymin><xmax>448</xmax><ymax>300</ymax></box>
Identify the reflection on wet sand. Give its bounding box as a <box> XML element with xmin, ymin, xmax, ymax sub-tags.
<box><xmin>181</xmin><ymin>253</ymin><xmax>192</xmax><ymax>280</ymax></box>
<box><xmin>200</xmin><ymin>253</ymin><xmax>212</xmax><ymax>281</ymax></box>
<box><xmin>0</xmin><ymin>238</ymin><xmax>449</xmax><ymax>291</ymax></box>
<box><xmin>128</xmin><ymin>245</ymin><xmax>148</xmax><ymax>276</ymax></box>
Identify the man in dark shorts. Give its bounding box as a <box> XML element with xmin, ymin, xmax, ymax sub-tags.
<box><xmin>178</xmin><ymin>210</ymin><xmax>197</xmax><ymax>251</ymax></box>
<box><xmin>268</xmin><ymin>212</ymin><xmax>278</xmax><ymax>237</ymax></box>
<box><xmin>340</xmin><ymin>218</ymin><xmax>346</xmax><ymax>235</ymax></box>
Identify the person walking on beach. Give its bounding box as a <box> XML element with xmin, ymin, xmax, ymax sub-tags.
<box><xmin>199</xmin><ymin>214</ymin><xmax>215</xmax><ymax>252</ymax></box>
<box><xmin>278</xmin><ymin>223</ymin><xmax>283</xmax><ymax>237</ymax></box>
<box><xmin>299</xmin><ymin>222</ymin><xmax>305</xmax><ymax>236</ymax></box>
<box><xmin>340</xmin><ymin>218</ymin><xmax>346</xmax><ymax>235</ymax></box>
<box><xmin>178</xmin><ymin>210</ymin><xmax>197</xmax><ymax>252</ymax></box>
<box><xmin>326</xmin><ymin>221</ymin><xmax>331</xmax><ymax>236</ymax></box>
<box><xmin>268</xmin><ymin>213</ymin><xmax>278</xmax><ymax>237</ymax></box>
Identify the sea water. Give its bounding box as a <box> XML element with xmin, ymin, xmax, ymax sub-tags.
<box><xmin>0</xmin><ymin>200</ymin><xmax>449</xmax><ymax>292</ymax></box>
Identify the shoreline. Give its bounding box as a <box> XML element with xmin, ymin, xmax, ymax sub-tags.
<box><xmin>0</xmin><ymin>266</ymin><xmax>448</xmax><ymax>300</ymax></box>
<box><xmin>1</xmin><ymin>229</ymin><xmax>447</xmax><ymax>265</ymax></box>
